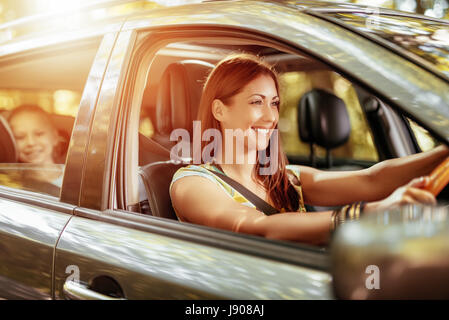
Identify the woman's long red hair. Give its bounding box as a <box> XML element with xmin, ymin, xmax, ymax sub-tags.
<box><xmin>196</xmin><ymin>53</ymin><xmax>299</xmax><ymax>212</ymax></box>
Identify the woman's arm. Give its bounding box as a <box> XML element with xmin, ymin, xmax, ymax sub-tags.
<box><xmin>170</xmin><ymin>174</ymin><xmax>438</xmax><ymax>245</ymax></box>
<box><xmin>367</xmin><ymin>145</ymin><xmax>449</xmax><ymax>199</ymax></box>
<box><xmin>170</xmin><ymin>176</ymin><xmax>333</xmax><ymax>245</ymax></box>
<box><xmin>298</xmin><ymin>145</ymin><xmax>449</xmax><ymax>207</ymax></box>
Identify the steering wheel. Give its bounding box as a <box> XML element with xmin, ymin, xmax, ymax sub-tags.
<box><xmin>425</xmin><ymin>156</ymin><xmax>449</xmax><ymax>196</ymax></box>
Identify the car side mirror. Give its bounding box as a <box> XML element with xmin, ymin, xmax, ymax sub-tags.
<box><xmin>330</xmin><ymin>204</ymin><xmax>449</xmax><ymax>299</ymax></box>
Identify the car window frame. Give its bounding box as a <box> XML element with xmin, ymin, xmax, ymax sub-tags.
<box><xmin>119</xmin><ymin>24</ymin><xmax>445</xmax><ymax>205</ymax></box>
<box><xmin>114</xmin><ymin>24</ymin><xmax>437</xmax><ymax>268</ymax></box>
<box><xmin>110</xmin><ymin>23</ymin><xmax>449</xmax><ymax>271</ymax></box>
<box><xmin>121</xmin><ymin>26</ymin><xmax>391</xmax><ymax>209</ymax></box>
<box><xmin>108</xmin><ymin>27</ymin><xmax>335</xmax><ymax>270</ymax></box>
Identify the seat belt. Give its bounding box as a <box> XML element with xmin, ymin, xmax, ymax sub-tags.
<box><xmin>206</xmin><ymin>168</ymin><xmax>279</xmax><ymax>216</ymax></box>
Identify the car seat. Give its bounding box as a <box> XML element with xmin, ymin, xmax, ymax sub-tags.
<box><xmin>151</xmin><ymin>59</ymin><xmax>215</xmax><ymax>151</ymax></box>
<box><xmin>138</xmin><ymin>60</ymin><xmax>214</xmax><ymax>219</ymax></box>
<box><xmin>139</xmin><ymin>160</ymin><xmax>185</xmax><ymax>219</ymax></box>
<box><xmin>361</xmin><ymin>95</ymin><xmax>418</xmax><ymax>160</ymax></box>
<box><xmin>50</xmin><ymin>113</ymin><xmax>75</xmax><ymax>164</ymax></box>
<box><xmin>138</xmin><ymin>133</ymin><xmax>172</xmax><ymax>166</ymax></box>
<box><xmin>0</xmin><ymin>115</ymin><xmax>17</xmax><ymax>163</ymax></box>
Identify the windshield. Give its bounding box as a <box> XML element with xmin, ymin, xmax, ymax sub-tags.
<box><xmin>323</xmin><ymin>12</ymin><xmax>449</xmax><ymax>77</ymax></box>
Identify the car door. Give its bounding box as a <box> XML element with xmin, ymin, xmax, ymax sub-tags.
<box><xmin>55</xmin><ymin>2</ymin><xmax>449</xmax><ymax>300</ymax></box>
<box><xmin>0</xmin><ymin>196</ymin><xmax>73</xmax><ymax>299</ymax></box>
<box><xmin>0</xmin><ymin>34</ymin><xmax>109</xmax><ymax>298</ymax></box>
<box><xmin>52</xmin><ymin>27</ymin><xmax>333</xmax><ymax>300</ymax></box>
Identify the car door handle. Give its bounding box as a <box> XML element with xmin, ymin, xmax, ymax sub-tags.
<box><xmin>63</xmin><ymin>280</ymin><xmax>126</xmax><ymax>300</ymax></box>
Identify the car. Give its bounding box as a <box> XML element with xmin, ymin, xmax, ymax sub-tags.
<box><xmin>0</xmin><ymin>0</ymin><xmax>449</xmax><ymax>300</ymax></box>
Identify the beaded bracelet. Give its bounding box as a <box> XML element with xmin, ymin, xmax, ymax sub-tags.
<box><xmin>330</xmin><ymin>201</ymin><xmax>366</xmax><ymax>232</ymax></box>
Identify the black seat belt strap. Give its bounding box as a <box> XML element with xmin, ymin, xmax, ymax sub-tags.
<box><xmin>206</xmin><ymin>168</ymin><xmax>279</xmax><ymax>216</ymax></box>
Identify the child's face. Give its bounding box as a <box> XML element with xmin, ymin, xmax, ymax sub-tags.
<box><xmin>10</xmin><ymin>111</ymin><xmax>58</xmax><ymax>164</ymax></box>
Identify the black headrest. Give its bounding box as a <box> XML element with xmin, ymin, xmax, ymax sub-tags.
<box><xmin>298</xmin><ymin>89</ymin><xmax>351</xmax><ymax>150</ymax></box>
<box><xmin>0</xmin><ymin>115</ymin><xmax>18</xmax><ymax>163</ymax></box>
<box><xmin>155</xmin><ymin>60</ymin><xmax>214</xmax><ymax>136</ymax></box>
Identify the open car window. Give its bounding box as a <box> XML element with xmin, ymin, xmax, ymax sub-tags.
<box><xmin>116</xmin><ymin>27</ymin><xmax>449</xmax><ymax>253</ymax></box>
<box><xmin>118</xmin><ymin>33</ymin><xmax>388</xmax><ymax>246</ymax></box>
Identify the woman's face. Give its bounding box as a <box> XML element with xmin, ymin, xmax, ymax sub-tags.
<box><xmin>217</xmin><ymin>74</ymin><xmax>279</xmax><ymax>152</ymax></box>
<box><xmin>9</xmin><ymin>111</ymin><xmax>58</xmax><ymax>164</ymax></box>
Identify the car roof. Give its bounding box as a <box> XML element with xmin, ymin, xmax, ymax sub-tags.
<box><xmin>120</xmin><ymin>1</ymin><xmax>448</xmax><ymax>76</ymax></box>
<box><xmin>1</xmin><ymin>0</ymin><xmax>447</xmax><ymax>50</ymax></box>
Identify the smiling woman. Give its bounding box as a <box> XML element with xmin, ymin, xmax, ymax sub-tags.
<box><xmin>194</xmin><ymin>53</ymin><xmax>294</xmax><ymax>208</ymax></box>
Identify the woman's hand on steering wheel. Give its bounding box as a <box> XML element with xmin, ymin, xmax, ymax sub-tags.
<box><xmin>365</xmin><ymin>176</ymin><xmax>437</xmax><ymax>214</ymax></box>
